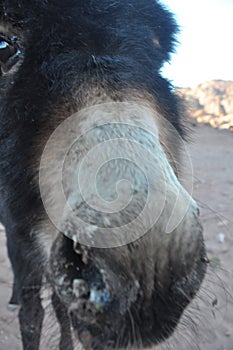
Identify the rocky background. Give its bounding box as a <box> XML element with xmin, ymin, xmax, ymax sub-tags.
<box><xmin>179</xmin><ymin>80</ymin><xmax>233</xmax><ymax>131</ymax></box>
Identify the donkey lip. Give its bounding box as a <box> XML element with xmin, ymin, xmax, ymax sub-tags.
<box><xmin>50</xmin><ymin>233</ymin><xmax>112</xmax><ymax>313</ymax></box>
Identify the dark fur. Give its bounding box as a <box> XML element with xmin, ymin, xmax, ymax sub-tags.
<box><xmin>0</xmin><ymin>1</ymin><xmax>205</xmax><ymax>350</ymax></box>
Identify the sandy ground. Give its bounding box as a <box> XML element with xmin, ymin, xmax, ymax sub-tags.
<box><xmin>0</xmin><ymin>123</ymin><xmax>232</xmax><ymax>350</ymax></box>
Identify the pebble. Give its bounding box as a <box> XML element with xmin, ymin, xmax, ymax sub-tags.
<box><xmin>225</xmin><ymin>330</ymin><xmax>231</xmax><ymax>337</ymax></box>
<box><xmin>217</xmin><ymin>220</ymin><xmax>229</xmax><ymax>227</ymax></box>
<box><xmin>217</xmin><ymin>232</ymin><xmax>225</xmax><ymax>244</ymax></box>
<box><xmin>8</xmin><ymin>304</ymin><xmax>19</xmax><ymax>313</ymax></box>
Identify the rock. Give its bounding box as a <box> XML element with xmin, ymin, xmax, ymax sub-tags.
<box><xmin>217</xmin><ymin>233</ymin><xmax>225</xmax><ymax>244</ymax></box>
<box><xmin>178</xmin><ymin>80</ymin><xmax>233</xmax><ymax>131</ymax></box>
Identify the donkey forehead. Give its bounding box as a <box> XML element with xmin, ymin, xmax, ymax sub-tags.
<box><xmin>0</xmin><ymin>0</ymin><xmax>176</xmax><ymax>31</ymax></box>
<box><xmin>0</xmin><ymin>0</ymin><xmax>177</xmax><ymax>69</ymax></box>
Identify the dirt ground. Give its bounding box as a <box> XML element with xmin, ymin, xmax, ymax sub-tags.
<box><xmin>0</xmin><ymin>123</ymin><xmax>232</xmax><ymax>350</ymax></box>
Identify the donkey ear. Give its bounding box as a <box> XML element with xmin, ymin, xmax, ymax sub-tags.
<box><xmin>152</xmin><ymin>14</ymin><xmax>179</xmax><ymax>64</ymax></box>
<box><xmin>140</xmin><ymin>2</ymin><xmax>179</xmax><ymax>65</ymax></box>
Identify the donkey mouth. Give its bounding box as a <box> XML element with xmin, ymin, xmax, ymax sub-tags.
<box><xmin>49</xmin><ymin>218</ymin><xmax>207</xmax><ymax>350</ymax></box>
<box><xmin>49</xmin><ymin>233</ymin><xmax>140</xmax><ymax>319</ymax></box>
<box><xmin>49</xmin><ymin>233</ymin><xmax>141</xmax><ymax>349</ymax></box>
<box><xmin>49</xmin><ymin>234</ymin><xmax>113</xmax><ymax>318</ymax></box>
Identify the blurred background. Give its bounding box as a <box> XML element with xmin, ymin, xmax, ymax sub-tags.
<box><xmin>158</xmin><ymin>2</ymin><xmax>233</xmax><ymax>350</ymax></box>
<box><xmin>162</xmin><ymin>0</ymin><xmax>233</xmax><ymax>88</ymax></box>
<box><xmin>161</xmin><ymin>0</ymin><xmax>233</xmax><ymax>132</ymax></box>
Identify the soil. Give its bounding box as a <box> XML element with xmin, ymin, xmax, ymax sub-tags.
<box><xmin>0</xmin><ymin>123</ymin><xmax>232</xmax><ymax>350</ymax></box>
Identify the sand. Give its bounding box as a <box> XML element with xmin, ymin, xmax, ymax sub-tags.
<box><xmin>0</xmin><ymin>123</ymin><xmax>232</xmax><ymax>350</ymax></box>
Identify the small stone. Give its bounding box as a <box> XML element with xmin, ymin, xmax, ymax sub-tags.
<box><xmin>217</xmin><ymin>220</ymin><xmax>229</xmax><ymax>227</ymax></box>
<box><xmin>8</xmin><ymin>303</ymin><xmax>19</xmax><ymax>312</ymax></box>
<box><xmin>217</xmin><ymin>232</ymin><xmax>225</xmax><ymax>244</ymax></box>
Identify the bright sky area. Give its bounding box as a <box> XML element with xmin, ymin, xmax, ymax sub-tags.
<box><xmin>161</xmin><ymin>0</ymin><xmax>233</xmax><ymax>88</ymax></box>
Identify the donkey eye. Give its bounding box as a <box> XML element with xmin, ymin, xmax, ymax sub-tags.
<box><xmin>0</xmin><ymin>36</ymin><xmax>21</xmax><ymax>73</ymax></box>
<box><xmin>0</xmin><ymin>40</ymin><xmax>15</xmax><ymax>62</ymax></box>
<box><xmin>0</xmin><ymin>41</ymin><xmax>9</xmax><ymax>49</ymax></box>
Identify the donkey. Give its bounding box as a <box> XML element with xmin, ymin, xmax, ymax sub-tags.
<box><xmin>0</xmin><ymin>1</ymin><xmax>207</xmax><ymax>349</ymax></box>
